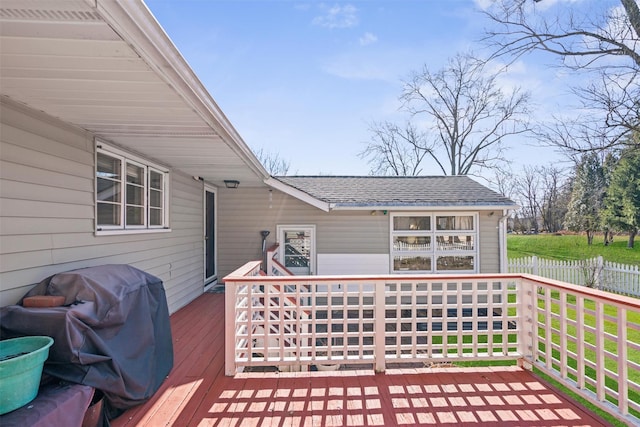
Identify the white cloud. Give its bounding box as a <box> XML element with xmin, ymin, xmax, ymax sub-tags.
<box><xmin>312</xmin><ymin>4</ymin><xmax>359</xmax><ymax>29</ymax></box>
<box><xmin>359</xmin><ymin>32</ymin><xmax>378</xmax><ymax>46</ymax></box>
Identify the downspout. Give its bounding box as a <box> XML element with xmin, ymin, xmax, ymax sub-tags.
<box><xmin>498</xmin><ymin>210</ymin><xmax>511</xmax><ymax>273</ymax></box>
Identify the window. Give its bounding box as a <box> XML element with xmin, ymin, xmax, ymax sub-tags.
<box><xmin>96</xmin><ymin>143</ymin><xmax>169</xmax><ymax>233</ymax></box>
<box><xmin>391</xmin><ymin>213</ymin><xmax>477</xmax><ymax>273</ymax></box>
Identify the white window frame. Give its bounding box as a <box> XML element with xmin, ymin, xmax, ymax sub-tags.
<box><xmin>95</xmin><ymin>141</ymin><xmax>170</xmax><ymax>236</ymax></box>
<box><xmin>276</xmin><ymin>225</ymin><xmax>316</xmax><ymax>275</ymax></box>
<box><xmin>390</xmin><ymin>212</ymin><xmax>478</xmax><ymax>274</ymax></box>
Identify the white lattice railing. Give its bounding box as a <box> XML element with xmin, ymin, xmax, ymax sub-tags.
<box><xmin>224</xmin><ymin>265</ymin><xmax>640</xmax><ymax>424</ymax></box>
<box><xmin>527</xmin><ymin>275</ymin><xmax>640</xmax><ymax>422</ymax></box>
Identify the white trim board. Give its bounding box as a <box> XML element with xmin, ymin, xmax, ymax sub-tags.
<box><xmin>317</xmin><ymin>254</ymin><xmax>390</xmax><ymax>275</ymax></box>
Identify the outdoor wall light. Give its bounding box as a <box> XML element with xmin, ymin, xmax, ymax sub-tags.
<box><xmin>224</xmin><ymin>180</ymin><xmax>240</xmax><ymax>189</ymax></box>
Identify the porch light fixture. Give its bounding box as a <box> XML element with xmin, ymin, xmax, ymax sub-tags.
<box><xmin>224</xmin><ymin>180</ymin><xmax>240</xmax><ymax>189</ymax></box>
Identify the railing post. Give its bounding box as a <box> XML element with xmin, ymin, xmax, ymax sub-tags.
<box><xmin>374</xmin><ymin>280</ymin><xmax>386</xmax><ymax>373</ymax></box>
<box><xmin>266</xmin><ymin>245</ymin><xmax>278</xmax><ymax>275</ymax></box>
<box><xmin>266</xmin><ymin>254</ymin><xmax>273</xmax><ymax>276</ymax></box>
<box><xmin>595</xmin><ymin>301</ymin><xmax>605</xmax><ymax>401</ymax></box>
<box><xmin>517</xmin><ymin>277</ymin><xmax>535</xmax><ymax>370</ymax></box>
<box><xmin>532</xmin><ymin>255</ymin><xmax>539</xmax><ymax>276</ymax></box>
<box><xmin>225</xmin><ymin>279</ymin><xmax>236</xmax><ymax>376</ymax></box>
<box><xmin>618</xmin><ymin>308</ymin><xmax>628</xmax><ymax>415</ymax></box>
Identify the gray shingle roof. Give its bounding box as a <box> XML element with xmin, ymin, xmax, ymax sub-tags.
<box><xmin>275</xmin><ymin>176</ymin><xmax>516</xmax><ymax>208</ymax></box>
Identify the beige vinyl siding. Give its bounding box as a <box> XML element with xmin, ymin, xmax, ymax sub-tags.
<box><xmin>477</xmin><ymin>211</ymin><xmax>501</xmax><ymax>273</ymax></box>
<box><xmin>218</xmin><ymin>188</ymin><xmax>504</xmax><ymax>278</ymax></box>
<box><xmin>0</xmin><ymin>100</ymin><xmax>204</xmax><ymax>313</ymax></box>
<box><xmin>217</xmin><ymin>187</ymin><xmax>390</xmax><ymax>278</ymax></box>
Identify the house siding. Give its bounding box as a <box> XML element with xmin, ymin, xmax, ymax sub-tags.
<box><xmin>217</xmin><ymin>187</ymin><xmax>389</xmax><ymax>278</ymax></box>
<box><xmin>0</xmin><ymin>100</ymin><xmax>205</xmax><ymax>313</ymax></box>
<box><xmin>478</xmin><ymin>212</ymin><xmax>501</xmax><ymax>274</ymax></box>
<box><xmin>218</xmin><ymin>187</ymin><xmax>502</xmax><ymax>279</ymax></box>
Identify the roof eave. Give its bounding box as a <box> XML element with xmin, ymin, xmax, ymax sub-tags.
<box><xmin>265</xmin><ymin>177</ymin><xmax>332</xmax><ymax>212</ymax></box>
<box><xmin>96</xmin><ymin>0</ymin><xmax>269</xmax><ymax>181</ymax></box>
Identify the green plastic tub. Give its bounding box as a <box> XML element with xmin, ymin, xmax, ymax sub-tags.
<box><xmin>0</xmin><ymin>336</ymin><xmax>54</xmax><ymax>415</ymax></box>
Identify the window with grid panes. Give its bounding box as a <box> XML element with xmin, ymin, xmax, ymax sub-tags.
<box><xmin>391</xmin><ymin>213</ymin><xmax>477</xmax><ymax>273</ymax></box>
<box><xmin>96</xmin><ymin>143</ymin><xmax>169</xmax><ymax>232</ymax></box>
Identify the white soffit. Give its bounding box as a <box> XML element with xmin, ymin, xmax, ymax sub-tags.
<box><xmin>0</xmin><ymin>0</ymin><xmax>268</xmax><ymax>187</ymax></box>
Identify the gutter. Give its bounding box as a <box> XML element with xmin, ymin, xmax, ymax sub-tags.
<box><xmin>330</xmin><ymin>204</ymin><xmax>519</xmax><ymax>212</ymax></box>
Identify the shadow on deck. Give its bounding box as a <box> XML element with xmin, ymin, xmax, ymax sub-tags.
<box><xmin>111</xmin><ymin>293</ymin><xmax>612</xmax><ymax>427</ymax></box>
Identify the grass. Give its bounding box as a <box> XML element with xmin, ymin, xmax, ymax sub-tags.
<box><xmin>507</xmin><ymin>233</ymin><xmax>640</xmax><ymax>267</ymax></box>
<box><xmin>507</xmin><ymin>230</ymin><xmax>640</xmax><ymax>426</ymax></box>
<box><xmin>536</xmin><ymin>290</ymin><xmax>640</xmax><ymax>424</ymax></box>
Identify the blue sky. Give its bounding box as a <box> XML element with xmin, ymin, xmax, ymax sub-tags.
<box><xmin>145</xmin><ymin>0</ymin><xmax>580</xmax><ymax>177</ymax></box>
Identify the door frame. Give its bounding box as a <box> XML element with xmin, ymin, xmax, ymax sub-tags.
<box><xmin>203</xmin><ymin>185</ymin><xmax>218</xmax><ymax>290</ymax></box>
<box><xmin>276</xmin><ymin>224</ymin><xmax>316</xmax><ymax>275</ymax></box>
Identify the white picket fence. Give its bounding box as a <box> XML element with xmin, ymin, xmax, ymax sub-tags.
<box><xmin>508</xmin><ymin>256</ymin><xmax>640</xmax><ymax>297</ymax></box>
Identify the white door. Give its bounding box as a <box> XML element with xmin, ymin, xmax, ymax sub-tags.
<box><xmin>278</xmin><ymin>225</ymin><xmax>315</xmax><ymax>275</ymax></box>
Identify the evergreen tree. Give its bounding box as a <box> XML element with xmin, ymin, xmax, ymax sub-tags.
<box><xmin>602</xmin><ymin>147</ymin><xmax>640</xmax><ymax>248</ymax></box>
<box><xmin>564</xmin><ymin>153</ymin><xmax>606</xmax><ymax>245</ymax></box>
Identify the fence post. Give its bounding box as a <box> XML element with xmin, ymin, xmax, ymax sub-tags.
<box><xmin>374</xmin><ymin>280</ymin><xmax>386</xmax><ymax>373</ymax></box>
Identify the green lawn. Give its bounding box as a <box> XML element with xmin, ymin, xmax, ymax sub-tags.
<box><xmin>479</xmin><ymin>234</ymin><xmax>639</xmax><ymax>425</ymax></box>
<box><xmin>507</xmin><ymin>234</ymin><xmax>640</xmax><ymax>267</ymax></box>
<box><xmin>536</xmin><ymin>291</ymin><xmax>640</xmax><ymax>426</ymax></box>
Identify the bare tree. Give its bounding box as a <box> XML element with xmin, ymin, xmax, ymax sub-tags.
<box><xmin>482</xmin><ymin>0</ymin><xmax>640</xmax><ymax>151</ymax></box>
<box><xmin>483</xmin><ymin>0</ymin><xmax>640</xmax><ymax>69</ymax></box>
<box><xmin>533</xmin><ymin>71</ymin><xmax>640</xmax><ymax>153</ymax></box>
<box><xmin>539</xmin><ymin>166</ymin><xmax>570</xmax><ymax>233</ymax></box>
<box><xmin>359</xmin><ymin>121</ymin><xmax>429</xmax><ymax>175</ymax></box>
<box><xmin>514</xmin><ymin>166</ymin><xmax>542</xmax><ymax>233</ymax></box>
<box><xmin>400</xmin><ymin>52</ymin><xmax>531</xmax><ymax>175</ymax></box>
<box><xmin>254</xmin><ymin>148</ymin><xmax>291</xmax><ymax>176</ymax></box>
<box><xmin>510</xmin><ymin>165</ymin><xmax>569</xmax><ymax>233</ymax></box>
<box><xmin>490</xmin><ymin>168</ymin><xmax>518</xmax><ymax>200</ymax></box>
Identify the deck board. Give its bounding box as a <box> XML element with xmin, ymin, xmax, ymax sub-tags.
<box><xmin>111</xmin><ymin>292</ymin><xmax>613</xmax><ymax>427</ymax></box>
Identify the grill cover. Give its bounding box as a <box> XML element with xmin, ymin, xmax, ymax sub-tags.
<box><xmin>0</xmin><ymin>265</ymin><xmax>174</xmax><ymax>420</ymax></box>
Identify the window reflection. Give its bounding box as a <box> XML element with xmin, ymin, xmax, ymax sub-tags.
<box><xmin>393</xmin><ymin>216</ymin><xmax>431</xmax><ymax>231</ymax></box>
<box><xmin>436</xmin><ymin>256</ymin><xmax>474</xmax><ymax>271</ymax></box>
<box><xmin>394</xmin><ymin>256</ymin><xmax>432</xmax><ymax>271</ymax></box>
<box><xmin>435</xmin><ymin>235</ymin><xmax>474</xmax><ymax>251</ymax></box>
<box><xmin>393</xmin><ymin>236</ymin><xmax>431</xmax><ymax>251</ymax></box>
<box><xmin>436</xmin><ymin>215</ymin><xmax>473</xmax><ymax>230</ymax></box>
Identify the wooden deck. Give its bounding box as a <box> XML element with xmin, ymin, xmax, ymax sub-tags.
<box><xmin>111</xmin><ymin>292</ymin><xmax>612</xmax><ymax>427</ymax></box>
